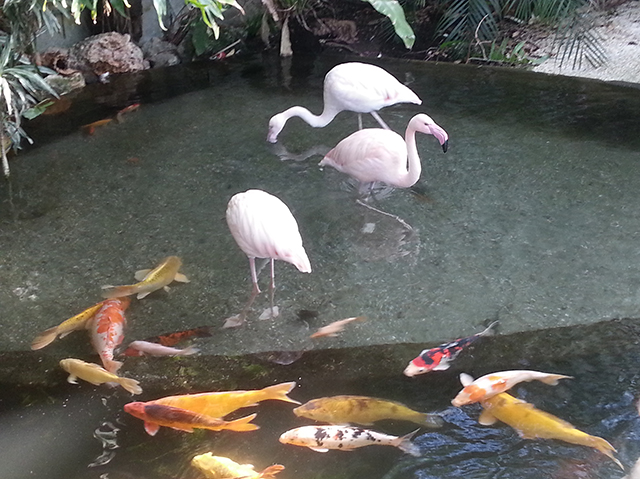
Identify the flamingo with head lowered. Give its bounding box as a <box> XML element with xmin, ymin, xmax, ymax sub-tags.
<box><xmin>225</xmin><ymin>189</ymin><xmax>311</xmax><ymax>328</ymax></box>
<box><xmin>267</xmin><ymin>62</ymin><xmax>422</xmax><ymax>143</ymax></box>
<box><xmin>319</xmin><ymin>113</ymin><xmax>449</xmax><ymax>191</ymax></box>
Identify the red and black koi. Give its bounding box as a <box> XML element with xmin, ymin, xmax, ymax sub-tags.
<box><xmin>403</xmin><ymin>321</ymin><xmax>498</xmax><ymax>377</ymax></box>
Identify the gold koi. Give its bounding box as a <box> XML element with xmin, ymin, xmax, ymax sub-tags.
<box><xmin>60</xmin><ymin>358</ymin><xmax>142</xmax><ymax>395</ymax></box>
<box><xmin>479</xmin><ymin>392</ymin><xmax>623</xmax><ymax>470</ymax></box>
<box><xmin>191</xmin><ymin>453</ymin><xmax>284</xmax><ymax>479</ymax></box>
<box><xmin>293</xmin><ymin>395</ymin><xmax>442</xmax><ymax>428</ymax></box>
<box><xmin>101</xmin><ymin>256</ymin><xmax>189</xmax><ymax>299</ymax></box>
<box><xmin>31</xmin><ymin>300</ymin><xmax>106</xmax><ymax>350</ymax></box>
<box><xmin>310</xmin><ymin>316</ymin><xmax>366</xmax><ymax>338</ymax></box>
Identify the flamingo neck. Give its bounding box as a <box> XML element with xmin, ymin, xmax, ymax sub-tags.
<box><xmin>282</xmin><ymin>105</ymin><xmax>338</xmax><ymax>128</ymax></box>
<box><xmin>397</xmin><ymin>125</ymin><xmax>422</xmax><ymax>188</ymax></box>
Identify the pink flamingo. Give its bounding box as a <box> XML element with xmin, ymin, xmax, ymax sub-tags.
<box><xmin>267</xmin><ymin>62</ymin><xmax>422</xmax><ymax>143</ymax></box>
<box><xmin>225</xmin><ymin>189</ymin><xmax>311</xmax><ymax>328</ymax></box>
<box><xmin>319</xmin><ymin>113</ymin><xmax>449</xmax><ymax>190</ymax></box>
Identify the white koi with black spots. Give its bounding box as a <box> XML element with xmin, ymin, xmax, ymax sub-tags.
<box><xmin>278</xmin><ymin>425</ymin><xmax>421</xmax><ymax>456</ymax></box>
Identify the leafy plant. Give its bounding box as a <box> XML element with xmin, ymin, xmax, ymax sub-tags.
<box><xmin>436</xmin><ymin>0</ymin><xmax>606</xmax><ymax>66</ymax></box>
<box><xmin>363</xmin><ymin>0</ymin><xmax>416</xmax><ymax>49</ymax></box>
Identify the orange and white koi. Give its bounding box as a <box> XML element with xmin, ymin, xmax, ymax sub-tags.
<box><xmin>279</xmin><ymin>425</ymin><xmax>421</xmax><ymax>456</ymax></box>
<box><xmin>478</xmin><ymin>392</ymin><xmax>623</xmax><ymax>470</ymax></box>
<box><xmin>116</xmin><ymin>103</ymin><xmax>140</xmax><ymax>122</ymax></box>
<box><xmin>31</xmin><ymin>300</ymin><xmax>106</xmax><ymax>350</ymax></box>
<box><xmin>101</xmin><ymin>256</ymin><xmax>189</xmax><ymax>299</ymax></box>
<box><xmin>89</xmin><ymin>298</ymin><xmax>129</xmax><ymax>373</ymax></box>
<box><xmin>123</xmin><ymin>402</ymin><xmax>258</xmax><ymax>436</ymax></box>
<box><xmin>191</xmin><ymin>453</ymin><xmax>284</xmax><ymax>479</ymax></box>
<box><xmin>310</xmin><ymin>316</ymin><xmax>366</xmax><ymax>338</ymax></box>
<box><xmin>123</xmin><ymin>340</ymin><xmax>199</xmax><ymax>357</ymax></box>
<box><xmin>403</xmin><ymin>321</ymin><xmax>498</xmax><ymax>377</ymax></box>
<box><xmin>452</xmin><ymin>370</ymin><xmax>573</xmax><ymax>406</ymax></box>
<box><xmin>134</xmin><ymin>325</ymin><xmax>212</xmax><ymax>347</ymax></box>
<box><xmin>60</xmin><ymin>358</ymin><xmax>142</xmax><ymax>395</ymax></box>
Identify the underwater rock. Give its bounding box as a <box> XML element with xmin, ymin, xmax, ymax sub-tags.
<box><xmin>68</xmin><ymin>32</ymin><xmax>148</xmax><ymax>79</ymax></box>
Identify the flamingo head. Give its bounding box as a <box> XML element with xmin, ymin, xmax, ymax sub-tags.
<box><xmin>267</xmin><ymin>113</ymin><xmax>286</xmax><ymax>143</ymax></box>
<box><xmin>410</xmin><ymin>114</ymin><xmax>449</xmax><ymax>153</ymax></box>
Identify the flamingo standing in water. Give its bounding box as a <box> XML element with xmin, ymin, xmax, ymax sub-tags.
<box><xmin>319</xmin><ymin>113</ymin><xmax>449</xmax><ymax>191</ymax></box>
<box><xmin>225</xmin><ymin>189</ymin><xmax>312</xmax><ymax>328</ymax></box>
<box><xmin>267</xmin><ymin>62</ymin><xmax>422</xmax><ymax>143</ymax></box>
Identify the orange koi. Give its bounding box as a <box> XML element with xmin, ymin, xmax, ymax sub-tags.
<box><xmin>123</xmin><ymin>402</ymin><xmax>258</xmax><ymax>436</ymax></box>
<box><xmin>88</xmin><ymin>298</ymin><xmax>129</xmax><ymax>373</ymax></box>
<box><xmin>116</xmin><ymin>103</ymin><xmax>140</xmax><ymax>122</ymax></box>
<box><xmin>81</xmin><ymin>118</ymin><xmax>112</xmax><ymax>135</ymax></box>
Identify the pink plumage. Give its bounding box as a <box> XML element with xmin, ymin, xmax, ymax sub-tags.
<box><xmin>320</xmin><ymin>113</ymin><xmax>449</xmax><ymax>189</ymax></box>
<box><xmin>267</xmin><ymin>62</ymin><xmax>422</xmax><ymax>143</ymax></box>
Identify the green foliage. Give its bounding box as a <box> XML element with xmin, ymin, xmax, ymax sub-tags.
<box><xmin>151</xmin><ymin>0</ymin><xmax>244</xmax><ymax>39</ymax></box>
<box><xmin>475</xmin><ymin>37</ymin><xmax>548</xmax><ymax>65</ymax></box>
<box><xmin>437</xmin><ymin>0</ymin><xmax>606</xmax><ymax>67</ymax></box>
<box><xmin>363</xmin><ymin>0</ymin><xmax>416</xmax><ymax>49</ymax></box>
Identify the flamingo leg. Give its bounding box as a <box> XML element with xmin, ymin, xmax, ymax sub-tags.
<box><xmin>223</xmin><ymin>257</ymin><xmax>261</xmax><ymax>328</ymax></box>
<box><xmin>358</xmin><ymin>113</ymin><xmax>363</xmax><ymax>130</ymax></box>
<box><xmin>267</xmin><ymin>258</ymin><xmax>277</xmax><ymax>319</ymax></box>
<box><xmin>370</xmin><ymin>111</ymin><xmax>390</xmax><ymax>130</ymax></box>
<box><xmin>356</xmin><ymin>199</ymin><xmax>414</xmax><ymax>232</ymax></box>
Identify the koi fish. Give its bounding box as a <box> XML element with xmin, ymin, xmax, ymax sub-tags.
<box><xmin>310</xmin><ymin>316</ymin><xmax>366</xmax><ymax>338</ymax></box>
<box><xmin>403</xmin><ymin>321</ymin><xmax>499</xmax><ymax>377</ymax></box>
<box><xmin>293</xmin><ymin>395</ymin><xmax>442</xmax><ymax>428</ymax></box>
<box><xmin>478</xmin><ymin>392</ymin><xmax>623</xmax><ymax>470</ymax></box>
<box><xmin>122</xmin><ymin>340</ymin><xmax>199</xmax><ymax>357</ymax></box>
<box><xmin>143</xmin><ymin>325</ymin><xmax>212</xmax><ymax>347</ymax></box>
<box><xmin>279</xmin><ymin>425</ymin><xmax>421</xmax><ymax>456</ymax></box>
<box><xmin>116</xmin><ymin>103</ymin><xmax>140</xmax><ymax>122</ymax></box>
<box><xmin>151</xmin><ymin>381</ymin><xmax>300</xmax><ymax>419</ymax></box>
<box><xmin>31</xmin><ymin>300</ymin><xmax>106</xmax><ymax>350</ymax></box>
<box><xmin>452</xmin><ymin>370</ymin><xmax>573</xmax><ymax>407</ymax></box>
<box><xmin>101</xmin><ymin>256</ymin><xmax>189</xmax><ymax>299</ymax></box>
<box><xmin>81</xmin><ymin>118</ymin><xmax>112</xmax><ymax>135</ymax></box>
<box><xmin>88</xmin><ymin>298</ymin><xmax>129</xmax><ymax>373</ymax></box>
<box><xmin>123</xmin><ymin>402</ymin><xmax>258</xmax><ymax>436</ymax></box>
<box><xmin>60</xmin><ymin>358</ymin><xmax>142</xmax><ymax>395</ymax></box>
<box><xmin>191</xmin><ymin>453</ymin><xmax>284</xmax><ymax>479</ymax></box>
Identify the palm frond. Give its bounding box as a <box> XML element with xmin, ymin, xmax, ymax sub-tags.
<box><xmin>438</xmin><ymin>0</ymin><xmax>500</xmax><ymax>45</ymax></box>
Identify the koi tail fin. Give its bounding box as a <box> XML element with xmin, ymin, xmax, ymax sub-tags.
<box><xmin>101</xmin><ymin>284</ymin><xmax>138</xmax><ymax>299</ymax></box>
<box><xmin>586</xmin><ymin>435</ymin><xmax>624</xmax><ymax>470</ymax></box>
<box><xmin>395</xmin><ymin>429</ymin><xmax>421</xmax><ymax>457</ymax></box>
<box><xmin>118</xmin><ymin>377</ymin><xmax>143</xmax><ymax>395</ymax></box>
<box><xmin>223</xmin><ymin>413</ymin><xmax>259</xmax><ymax>432</ymax></box>
<box><xmin>258</xmin><ymin>465</ymin><xmax>285</xmax><ymax>479</ymax></box>
<box><xmin>540</xmin><ymin>374</ymin><xmax>573</xmax><ymax>385</ymax></box>
<box><xmin>261</xmin><ymin>381</ymin><xmax>301</xmax><ymax>405</ymax></box>
<box><xmin>416</xmin><ymin>412</ymin><xmax>444</xmax><ymax>428</ymax></box>
<box><xmin>179</xmin><ymin>346</ymin><xmax>200</xmax><ymax>356</ymax></box>
<box><xmin>478</xmin><ymin>321</ymin><xmax>499</xmax><ymax>337</ymax></box>
<box><xmin>31</xmin><ymin>327</ymin><xmax>59</xmax><ymax>350</ymax></box>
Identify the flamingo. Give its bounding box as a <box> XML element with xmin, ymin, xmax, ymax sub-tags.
<box><xmin>225</xmin><ymin>189</ymin><xmax>311</xmax><ymax>328</ymax></box>
<box><xmin>267</xmin><ymin>62</ymin><xmax>422</xmax><ymax>143</ymax></box>
<box><xmin>319</xmin><ymin>113</ymin><xmax>449</xmax><ymax>190</ymax></box>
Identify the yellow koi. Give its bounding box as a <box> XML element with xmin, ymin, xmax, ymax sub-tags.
<box><xmin>153</xmin><ymin>381</ymin><xmax>300</xmax><ymax>418</ymax></box>
<box><xmin>101</xmin><ymin>256</ymin><xmax>189</xmax><ymax>299</ymax></box>
<box><xmin>479</xmin><ymin>392</ymin><xmax>623</xmax><ymax>470</ymax></box>
<box><xmin>31</xmin><ymin>300</ymin><xmax>106</xmax><ymax>350</ymax></box>
<box><xmin>294</xmin><ymin>395</ymin><xmax>442</xmax><ymax>428</ymax></box>
<box><xmin>191</xmin><ymin>453</ymin><xmax>284</xmax><ymax>479</ymax></box>
<box><xmin>60</xmin><ymin>358</ymin><xmax>142</xmax><ymax>395</ymax></box>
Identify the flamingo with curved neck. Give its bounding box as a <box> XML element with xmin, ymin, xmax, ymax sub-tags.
<box><xmin>319</xmin><ymin>114</ymin><xmax>449</xmax><ymax>189</ymax></box>
<box><xmin>267</xmin><ymin>62</ymin><xmax>422</xmax><ymax>143</ymax></box>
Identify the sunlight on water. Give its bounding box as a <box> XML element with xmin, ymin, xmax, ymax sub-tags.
<box><xmin>1</xmin><ymin>55</ymin><xmax>640</xmax><ymax>479</ymax></box>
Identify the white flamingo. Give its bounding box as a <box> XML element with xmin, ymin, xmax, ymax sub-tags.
<box><xmin>319</xmin><ymin>113</ymin><xmax>449</xmax><ymax>190</ymax></box>
<box><xmin>225</xmin><ymin>189</ymin><xmax>311</xmax><ymax>327</ymax></box>
<box><xmin>267</xmin><ymin>62</ymin><xmax>422</xmax><ymax>143</ymax></box>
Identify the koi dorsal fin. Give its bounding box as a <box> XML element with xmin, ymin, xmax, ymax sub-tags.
<box><xmin>459</xmin><ymin>373</ymin><xmax>474</xmax><ymax>386</ymax></box>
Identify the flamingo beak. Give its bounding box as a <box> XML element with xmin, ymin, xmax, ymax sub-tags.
<box><xmin>442</xmin><ymin>139</ymin><xmax>449</xmax><ymax>153</ymax></box>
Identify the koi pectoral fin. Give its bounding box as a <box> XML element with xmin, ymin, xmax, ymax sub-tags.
<box><xmin>478</xmin><ymin>410</ymin><xmax>498</xmax><ymax>426</ymax></box>
<box><xmin>66</xmin><ymin>374</ymin><xmax>78</xmax><ymax>384</ymax></box>
<box><xmin>309</xmin><ymin>447</ymin><xmax>329</xmax><ymax>453</ymax></box>
<box><xmin>144</xmin><ymin>421</ymin><xmax>160</xmax><ymax>436</ymax></box>
<box><xmin>134</xmin><ymin>269</ymin><xmax>152</xmax><ymax>281</ymax></box>
<box><xmin>174</xmin><ymin>273</ymin><xmax>190</xmax><ymax>283</ymax></box>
